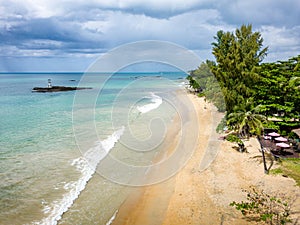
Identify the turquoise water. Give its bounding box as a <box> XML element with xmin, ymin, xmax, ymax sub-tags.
<box><xmin>0</xmin><ymin>72</ymin><xmax>187</xmax><ymax>224</ymax></box>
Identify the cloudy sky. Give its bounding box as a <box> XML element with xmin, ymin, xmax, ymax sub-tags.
<box><xmin>0</xmin><ymin>0</ymin><xmax>299</xmax><ymax>72</ymax></box>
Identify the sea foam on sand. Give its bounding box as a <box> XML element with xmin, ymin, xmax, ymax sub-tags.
<box><xmin>35</xmin><ymin>127</ymin><xmax>125</xmax><ymax>225</ymax></box>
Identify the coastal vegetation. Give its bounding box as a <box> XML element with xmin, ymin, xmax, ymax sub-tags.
<box><xmin>211</xmin><ymin>24</ymin><xmax>267</xmax><ymax>115</ymax></box>
<box><xmin>188</xmin><ymin>61</ymin><xmax>226</xmax><ymax>112</ymax></box>
<box><xmin>270</xmin><ymin>158</ymin><xmax>300</xmax><ymax>186</ymax></box>
<box><xmin>230</xmin><ymin>187</ymin><xmax>292</xmax><ymax>224</ymax></box>
<box><xmin>187</xmin><ymin>25</ymin><xmax>300</xmax><ymax>224</ymax></box>
<box><xmin>226</xmin><ymin>101</ymin><xmax>267</xmax><ymax>139</ymax></box>
<box><xmin>188</xmin><ymin>24</ymin><xmax>300</xmax><ymax>138</ymax></box>
<box><xmin>253</xmin><ymin>56</ymin><xmax>300</xmax><ymax>133</ymax></box>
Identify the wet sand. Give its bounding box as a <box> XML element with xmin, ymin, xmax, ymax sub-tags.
<box><xmin>112</xmin><ymin>93</ymin><xmax>300</xmax><ymax>225</ymax></box>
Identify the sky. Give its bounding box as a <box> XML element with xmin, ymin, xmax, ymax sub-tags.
<box><xmin>0</xmin><ymin>0</ymin><xmax>299</xmax><ymax>72</ymax></box>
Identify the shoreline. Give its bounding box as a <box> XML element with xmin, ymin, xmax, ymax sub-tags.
<box><xmin>111</xmin><ymin>90</ymin><xmax>190</xmax><ymax>225</ymax></box>
<box><xmin>111</xmin><ymin>92</ymin><xmax>224</xmax><ymax>224</ymax></box>
<box><xmin>111</xmin><ymin>92</ymin><xmax>300</xmax><ymax>224</ymax></box>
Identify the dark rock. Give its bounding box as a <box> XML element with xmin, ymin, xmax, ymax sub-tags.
<box><xmin>32</xmin><ymin>86</ymin><xmax>92</xmax><ymax>93</ymax></box>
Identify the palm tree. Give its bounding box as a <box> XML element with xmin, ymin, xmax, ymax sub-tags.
<box><xmin>227</xmin><ymin>100</ymin><xmax>268</xmax><ymax>138</ymax></box>
<box><xmin>227</xmin><ymin>100</ymin><xmax>269</xmax><ymax>173</ymax></box>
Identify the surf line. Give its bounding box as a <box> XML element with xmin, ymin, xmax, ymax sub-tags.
<box><xmin>137</xmin><ymin>93</ymin><xmax>162</xmax><ymax>114</ymax></box>
<box><xmin>35</xmin><ymin>127</ymin><xmax>125</xmax><ymax>225</ymax></box>
<box><xmin>105</xmin><ymin>209</ymin><xmax>119</xmax><ymax>225</ymax></box>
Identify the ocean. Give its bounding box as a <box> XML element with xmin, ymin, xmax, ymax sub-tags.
<box><xmin>0</xmin><ymin>72</ymin><xmax>188</xmax><ymax>224</ymax></box>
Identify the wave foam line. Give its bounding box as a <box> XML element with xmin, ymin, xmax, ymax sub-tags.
<box><xmin>105</xmin><ymin>210</ymin><xmax>118</xmax><ymax>225</ymax></box>
<box><xmin>34</xmin><ymin>127</ymin><xmax>125</xmax><ymax>225</ymax></box>
<box><xmin>137</xmin><ymin>93</ymin><xmax>162</xmax><ymax>114</ymax></box>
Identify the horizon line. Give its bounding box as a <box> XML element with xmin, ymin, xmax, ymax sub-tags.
<box><xmin>0</xmin><ymin>71</ymin><xmax>188</xmax><ymax>74</ymax></box>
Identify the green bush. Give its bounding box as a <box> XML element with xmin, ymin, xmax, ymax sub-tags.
<box><xmin>216</xmin><ymin>116</ymin><xmax>227</xmax><ymax>133</ymax></box>
<box><xmin>198</xmin><ymin>92</ymin><xmax>205</xmax><ymax>97</ymax></box>
<box><xmin>281</xmin><ymin>130</ymin><xmax>287</xmax><ymax>136</ymax></box>
<box><xmin>288</xmin><ymin>132</ymin><xmax>298</xmax><ymax>139</ymax></box>
<box><xmin>230</xmin><ymin>187</ymin><xmax>292</xmax><ymax>224</ymax></box>
<box><xmin>263</xmin><ymin>122</ymin><xmax>280</xmax><ymax>131</ymax></box>
<box><xmin>226</xmin><ymin>134</ymin><xmax>243</xmax><ymax>144</ymax></box>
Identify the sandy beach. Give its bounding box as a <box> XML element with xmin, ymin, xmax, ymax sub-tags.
<box><xmin>112</xmin><ymin>93</ymin><xmax>300</xmax><ymax>225</ymax></box>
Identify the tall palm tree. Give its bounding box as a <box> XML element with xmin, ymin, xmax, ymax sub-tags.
<box><xmin>227</xmin><ymin>100</ymin><xmax>268</xmax><ymax>138</ymax></box>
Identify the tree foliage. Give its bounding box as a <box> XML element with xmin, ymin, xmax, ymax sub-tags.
<box><xmin>188</xmin><ymin>60</ymin><xmax>226</xmax><ymax>111</ymax></box>
<box><xmin>211</xmin><ymin>24</ymin><xmax>268</xmax><ymax>114</ymax></box>
<box><xmin>227</xmin><ymin>100</ymin><xmax>267</xmax><ymax>138</ymax></box>
<box><xmin>189</xmin><ymin>60</ymin><xmax>215</xmax><ymax>90</ymax></box>
<box><xmin>186</xmin><ymin>74</ymin><xmax>201</xmax><ymax>92</ymax></box>
<box><xmin>189</xmin><ymin>24</ymin><xmax>299</xmax><ymax>137</ymax></box>
<box><xmin>254</xmin><ymin>56</ymin><xmax>300</xmax><ymax>130</ymax></box>
<box><xmin>208</xmin><ymin>24</ymin><xmax>299</xmax><ymax>135</ymax></box>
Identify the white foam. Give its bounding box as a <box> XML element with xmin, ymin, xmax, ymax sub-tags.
<box><xmin>178</xmin><ymin>81</ymin><xmax>187</xmax><ymax>87</ymax></box>
<box><xmin>137</xmin><ymin>93</ymin><xmax>162</xmax><ymax>114</ymax></box>
<box><xmin>105</xmin><ymin>210</ymin><xmax>118</xmax><ymax>225</ymax></box>
<box><xmin>34</xmin><ymin>127</ymin><xmax>125</xmax><ymax>225</ymax></box>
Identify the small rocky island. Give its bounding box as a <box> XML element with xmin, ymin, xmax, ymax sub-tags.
<box><xmin>32</xmin><ymin>79</ymin><xmax>92</xmax><ymax>92</ymax></box>
<box><xmin>32</xmin><ymin>86</ymin><xmax>92</xmax><ymax>92</ymax></box>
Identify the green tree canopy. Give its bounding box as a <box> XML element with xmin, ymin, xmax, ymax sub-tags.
<box><xmin>211</xmin><ymin>24</ymin><xmax>268</xmax><ymax>113</ymax></box>
<box><xmin>190</xmin><ymin>24</ymin><xmax>299</xmax><ymax>135</ymax></box>
<box><xmin>188</xmin><ymin>60</ymin><xmax>226</xmax><ymax>111</ymax></box>
<box><xmin>254</xmin><ymin>55</ymin><xmax>300</xmax><ymax>129</ymax></box>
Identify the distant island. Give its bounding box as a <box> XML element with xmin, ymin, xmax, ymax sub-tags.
<box><xmin>32</xmin><ymin>86</ymin><xmax>92</xmax><ymax>92</ymax></box>
<box><xmin>32</xmin><ymin>78</ymin><xmax>91</xmax><ymax>92</ymax></box>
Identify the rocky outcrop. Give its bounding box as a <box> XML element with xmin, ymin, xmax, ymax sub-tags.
<box><xmin>32</xmin><ymin>86</ymin><xmax>92</xmax><ymax>92</ymax></box>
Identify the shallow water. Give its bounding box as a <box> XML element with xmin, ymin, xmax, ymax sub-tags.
<box><xmin>0</xmin><ymin>72</ymin><xmax>187</xmax><ymax>224</ymax></box>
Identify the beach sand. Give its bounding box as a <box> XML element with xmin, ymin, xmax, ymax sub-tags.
<box><xmin>112</xmin><ymin>93</ymin><xmax>300</xmax><ymax>225</ymax></box>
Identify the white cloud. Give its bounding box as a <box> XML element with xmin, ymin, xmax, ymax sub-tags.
<box><xmin>0</xmin><ymin>0</ymin><xmax>299</xmax><ymax>71</ymax></box>
<box><xmin>261</xmin><ymin>26</ymin><xmax>299</xmax><ymax>47</ymax></box>
<box><xmin>259</xmin><ymin>25</ymin><xmax>300</xmax><ymax>61</ymax></box>
<box><xmin>76</xmin><ymin>9</ymin><xmax>229</xmax><ymax>50</ymax></box>
<box><xmin>1</xmin><ymin>0</ymin><xmax>212</xmax><ymax>20</ymax></box>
